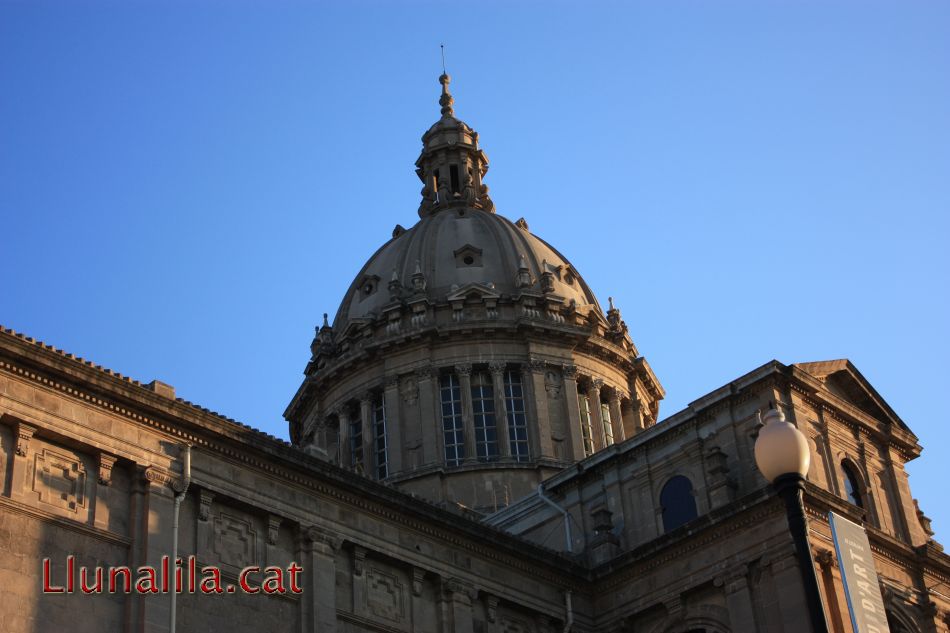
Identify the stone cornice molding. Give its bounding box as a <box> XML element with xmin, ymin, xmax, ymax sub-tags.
<box><xmin>98</xmin><ymin>452</ymin><xmax>117</xmax><ymax>485</ymax></box>
<box><xmin>0</xmin><ymin>353</ymin><xmax>586</xmax><ymax>584</ymax></box>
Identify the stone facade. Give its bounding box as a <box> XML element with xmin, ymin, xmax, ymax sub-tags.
<box><xmin>1</xmin><ymin>74</ymin><xmax>948</xmax><ymax>633</ymax></box>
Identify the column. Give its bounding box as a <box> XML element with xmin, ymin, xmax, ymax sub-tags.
<box><xmin>455</xmin><ymin>364</ymin><xmax>476</xmax><ymax>462</ymax></box>
<box><xmin>560</xmin><ymin>366</ymin><xmax>586</xmax><ymax>461</ymax></box>
<box><xmin>588</xmin><ymin>379</ymin><xmax>606</xmax><ymax>451</ymax></box>
<box><xmin>384</xmin><ymin>374</ymin><xmax>403</xmax><ymax>475</ymax></box>
<box><xmin>620</xmin><ymin>395</ymin><xmax>638</xmax><ymax>438</ymax></box>
<box><xmin>300</xmin><ymin>525</ymin><xmax>340</xmax><ymax>633</ymax></box>
<box><xmin>526</xmin><ymin>359</ymin><xmax>555</xmax><ymax>459</ymax></box>
<box><xmin>416</xmin><ymin>367</ymin><xmax>441</xmax><ymax>467</ymax></box>
<box><xmin>360</xmin><ymin>394</ymin><xmax>374</xmax><ymax>476</ymax></box>
<box><xmin>488</xmin><ymin>362</ymin><xmax>512</xmax><ymax>459</ymax></box>
<box><xmin>608</xmin><ymin>389</ymin><xmax>625</xmax><ymax>443</ymax></box>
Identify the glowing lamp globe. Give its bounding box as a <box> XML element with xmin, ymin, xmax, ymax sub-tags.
<box><xmin>754</xmin><ymin>409</ymin><xmax>810</xmax><ymax>483</ymax></box>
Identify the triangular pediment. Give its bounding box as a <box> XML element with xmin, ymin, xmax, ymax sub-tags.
<box><xmin>793</xmin><ymin>360</ymin><xmax>909</xmax><ymax>431</ymax></box>
<box><xmin>446</xmin><ymin>282</ymin><xmax>500</xmax><ymax>302</ymax></box>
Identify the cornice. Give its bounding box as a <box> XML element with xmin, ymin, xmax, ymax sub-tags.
<box><xmin>0</xmin><ymin>332</ymin><xmax>587</xmax><ymax>584</ymax></box>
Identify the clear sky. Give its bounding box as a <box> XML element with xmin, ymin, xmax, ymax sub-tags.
<box><xmin>2</xmin><ymin>1</ymin><xmax>948</xmax><ymax>536</ymax></box>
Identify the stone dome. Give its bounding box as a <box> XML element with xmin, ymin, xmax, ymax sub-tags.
<box><xmin>287</xmin><ymin>73</ymin><xmax>664</xmax><ymax>514</ymax></box>
<box><xmin>333</xmin><ymin>211</ymin><xmax>602</xmax><ymax>330</ymax></box>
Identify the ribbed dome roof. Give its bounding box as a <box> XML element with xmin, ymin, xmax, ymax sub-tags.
<box><xmin>330</xmin><ymin>73</ymin><xmax>603</xmax><ymax>331</ymax></box>
<box><xmin>333</xmin><ymin>211</ymin><xmax>601</xmax><ymax>329</ymax></box>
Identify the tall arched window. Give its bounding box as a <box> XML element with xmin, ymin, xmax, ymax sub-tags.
<box><xmin>660</xmin><ymin>475</ymin><xmax>698</xmax><ymax>532</ymax></box>
<box><xmin>842</xmin><ymin>461</ymin><xmax>864</xmax><ymax>509</ymax></box>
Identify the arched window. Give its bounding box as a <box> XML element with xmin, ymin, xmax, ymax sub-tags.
<box><xmin>842</xmin><ymin>461</ymin><xmax>864</xmax><ymax>509</ymax></box>
<box><xmin>660</xmin><ymin>475</ymin><xmax>698</xmax><ymax>532</ymax></box>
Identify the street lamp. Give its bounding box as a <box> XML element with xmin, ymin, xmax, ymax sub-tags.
<box><xmin>754</xmin><ymin>407</ymin><xmax>829</xmax><ymax>633</ymax></box>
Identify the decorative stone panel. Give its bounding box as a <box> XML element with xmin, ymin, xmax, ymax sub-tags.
<box><xmin>33</xmin><ymin>447</ymin><xmax>87</xmax><ymax>512</ymax></box>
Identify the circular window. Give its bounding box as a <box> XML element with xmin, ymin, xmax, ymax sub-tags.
<box><xmin>463</xmin><ymin>256</ymin><xmax>474</xmax><ymax>265</ymax></box>
<box><xmin>364</xmin><ymin>284</ymin><xmax>373</xmax><ymax>294</ymax></box>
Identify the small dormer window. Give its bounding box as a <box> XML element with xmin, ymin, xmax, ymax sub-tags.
<box><xmin>454</xmin><ymin>244</ymin><xmax>483</xmax><ymax>268</ymax></box>
<box><xmin>357</xmin><ymin>275</ymin><xmax>381</xmax><ymax>301</ymax></box>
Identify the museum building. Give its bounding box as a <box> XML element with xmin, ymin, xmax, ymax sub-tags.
<box><xmin>0</xmin><ymin>74</ymin><xmax>947</xmax><ymax>633</ymax></box>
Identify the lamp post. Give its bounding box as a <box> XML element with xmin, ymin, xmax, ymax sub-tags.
<box><xmin>754</xmin><ymin>407</ymin><xmax>829</xmax><ymax>633</ymax></box>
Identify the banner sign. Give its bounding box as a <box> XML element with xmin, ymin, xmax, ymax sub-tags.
<box><xmin>829</xmin><ymin>511</ymin><xmax>890</xmax><ymax>633</ymax></box>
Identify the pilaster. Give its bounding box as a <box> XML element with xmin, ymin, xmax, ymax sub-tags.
<box><xmin>416</xmin><ymin>367</ymin><xmax>441</xmax><ymax>466</ymax></box>
<box><xmin>717</xmin><ymin>564</ymin><xmax>756</xmax><ymax>631</ymax></box>
<box><xmin>299</xmin><ymin>524</ymin><xmax>341</xmax><ymax>633</ymax></box>
<box><xmin>442</xmin><ymin>577</ymin><xmax>476</xmax><ymax>633</ymax></box>
<box><xmin>527</xmin><ymin>359</ymin><xmax>555</xmax><ymax>459</ymax></box>
<box><xmin>384</xmin><ymin>375</ymin><xmax>403</xmax><ymax>475</ymax></box>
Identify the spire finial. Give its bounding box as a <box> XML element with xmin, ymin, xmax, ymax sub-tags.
<box><xmin>440</xmin><ymin>43</ymin><xmax>446</xmax><ymax>75</ymax></box>
<box><xmin>438</xmin><ymin>61</ymin><xmax>454</xmax><ymax>118</ymax></box>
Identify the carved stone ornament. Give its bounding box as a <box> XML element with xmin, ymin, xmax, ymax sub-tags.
<box><xmin>486</xmin><ymin>594</ymin><xmax>499</xmax><ymax>622</ymax></box>
<box><xmin>488</xmin><ymin>361</ymin><xmax>507</xmax><ymax>376</ymax></box>
<box><xmin>353</xmin><ymin>544</ymin><xmax>367</xmax><ymax>576</ymax></box>
<box><xmin>528</xmin><ymin>357</ymin><xmax>546</xmax><ymax>374</ymax></box>
<box><xmin>15</xmin><ymin>422</ymin><xmax>36</xmax><ymax>457</ymax></box>
<box><xmin>412</xmin><ymin>567</ymin><xmax>425</xmax><ymax>596</ymax></box>
<box><xmin>304</xmin><ymin>525</ymin><xmax>342</xmax><ymax>552</ymax></box>
<box><xmin>401</xmin><ymin>376</ymin><xmax>419</xmax><ymax>405</ymax></box>
<box><xmin>267</xmin><ymin>514</ymin><xmax>281</xmax><ymax>545</ymax></box>
<box><xmin>561</xmin><ymin>364</ymin><xmax>578</xmax><ymax>380</ymax></box>
<box><xmin>98</xmin><ymin>452</ymin><xmax>117</xmax><ymax>486</ymax></box>
<box><xmin>414</xmin><ymin>366</ymin><xmax>433</xmax><ymax>380</ymax></box>
<box><xmin>198</xmin><ymin>489</ymin><xmax>214</xmax><ymax>521</ymax></box>
<box><xmin>814</xmin><ymin>547</ymin><xmax>836</xmax><ymax>568</ymax></box>
<box><xmin>443</xmin><ymin>577</ymin><xmax>476</xmax><ymax>602</ymax></box>
<box><xmin>544</xmin><ymin>370</ymin><xmax>562</xmax><ymax>398</ymax></box>
<box><xmin>455</xmin><ymin>363</ymin><xmax>473</xmax><ymax>377</ymax></box>
<box><xmin>143</xmin><ymin>466</ymin><xmax>175</xmax><ymax>487</ymax></box>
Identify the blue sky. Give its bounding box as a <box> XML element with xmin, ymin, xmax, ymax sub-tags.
<box><xmin>2</xmin><ymin>1</ymin><xmax>948</xmax><ymax>536</ymax></box>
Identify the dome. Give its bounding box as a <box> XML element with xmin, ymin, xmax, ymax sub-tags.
<box><xmin>333</xmin><ymin>211</ymin><xmax>602</xmax><ymax>330</ymax></box>
<box><xmin>287</xmin><ymin>73</ymin><xmax>664</xmax><ymax>514</ymax></box>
